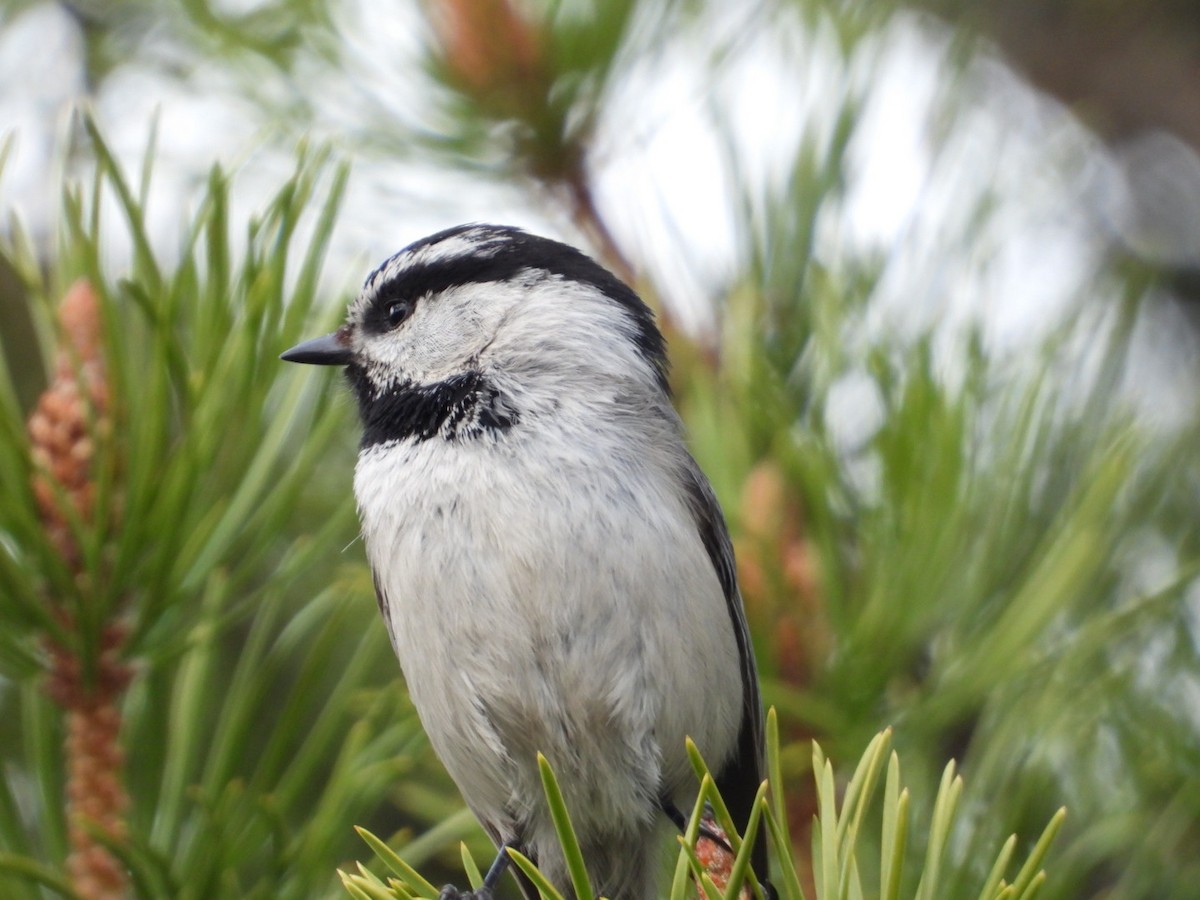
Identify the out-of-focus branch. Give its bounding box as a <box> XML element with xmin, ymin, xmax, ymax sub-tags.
<box><xmin>561</xmin><ymin>168</ymin><xmax>636</xmax><ymax>288</ymax></box>
<box><xmin>943</xmin><ymin>1</ymin><xmax>1200</xmax><ymax>150</ymax></box>
<box><xmin>424</xmin><ymin>0</ymin><xmax>639</xmax><ymax>291</ymax></box>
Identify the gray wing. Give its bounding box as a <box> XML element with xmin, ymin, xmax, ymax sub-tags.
<box><xmin>680</xmin><ymin>457</ymin><xmax>771</xmax><ymax>885</ymax></box>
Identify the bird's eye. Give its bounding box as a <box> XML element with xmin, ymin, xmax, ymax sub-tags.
<box><xmin>386</xmin><ymin>301</ymin><xmax>412</xmax><ymax>329</ymax></box>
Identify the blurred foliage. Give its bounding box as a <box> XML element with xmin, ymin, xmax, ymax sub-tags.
<box><xmin>53</xmin><ymin>0</ymin><xmax>335</xmax><ymax>85</ymax></box>
<box><xmin>1</xmin><ymin>1</ymin><xmax>1199</xmax><ymax>899</ymax></box>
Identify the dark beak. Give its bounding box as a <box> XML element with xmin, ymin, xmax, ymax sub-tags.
<box><xmin>280</xmin><ymin>331</ymin><xmax>353</xmax><ymax>366</ymax></box>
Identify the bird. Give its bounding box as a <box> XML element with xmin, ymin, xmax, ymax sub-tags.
<box><xmin>282</xmin><ymin>224</ymin><xmax>773</xmax><ymax>899</ymax></box>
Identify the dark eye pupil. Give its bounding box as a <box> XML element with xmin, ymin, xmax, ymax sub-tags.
<box><xmin>386</xmin><ymin>301</ymin><xmax>410</xmax><ymax>327</ymax></box>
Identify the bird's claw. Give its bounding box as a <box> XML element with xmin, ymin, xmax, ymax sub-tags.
<box><xmin>438</xmin><ymin>886</ymin><xmax>492</xmax><ymax>900</ymax></box>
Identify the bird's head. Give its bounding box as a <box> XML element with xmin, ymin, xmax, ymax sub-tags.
<box><xmin>282</xmin><ymin>224</ymin><xmax>668</xmax><ymax>445</ymax></box>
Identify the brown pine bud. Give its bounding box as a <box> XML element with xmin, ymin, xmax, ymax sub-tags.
<box><xmin>29</xmin><ymin>281</ymin><xmax>131</xmax><ymax>900</ymax></box>
<box><xmin>427</xmin><ymin>0</ymin><xmax>543</xmax><ymax>95</ymax></box>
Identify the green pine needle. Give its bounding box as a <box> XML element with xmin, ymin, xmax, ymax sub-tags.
<box><xmin>537</xmin><ymin>752</ymin><xmax>595</xmax><ymax>900</ymax></box>
<box><xmin>508</xmin><ymin>847</ymin><xmax>566</xmax><ymax>900</ymax></box>
<box><xmin>460</xmin><ymin>842</ymin><xmax>484</xmax><ymax>890</ymax></box>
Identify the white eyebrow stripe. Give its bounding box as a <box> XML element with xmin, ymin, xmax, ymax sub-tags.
<box><xmin>405</xmin><ymin>232</ymin><xmax>500</xmax><ymax>268</ymax></box>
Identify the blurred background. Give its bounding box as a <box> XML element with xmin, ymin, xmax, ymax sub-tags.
<box><xmin>1</xmin><ymin>1</ymin><xmax>1198</xmax><ymax>898</ymax></box>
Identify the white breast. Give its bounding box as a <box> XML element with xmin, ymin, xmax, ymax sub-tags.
<box><xmin>353</xmin><ymin>414</ymin><xmax>743</xmax><ymax>843</ymax></box>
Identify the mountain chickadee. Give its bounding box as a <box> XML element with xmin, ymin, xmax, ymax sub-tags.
<box><xmin>283</xmin><ymin>224</ymin><xmax>772</xmax><ymax>899</ymax></box>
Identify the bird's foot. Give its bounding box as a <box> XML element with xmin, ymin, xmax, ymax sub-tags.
<box><xmin>437</xmin><ymin>886</ymin><xmax>492</xmax><ymax>900</ymax></box>
<box><xmin>437</xmin><ymin>837</ymin><xmax>515</xmax><ymax>899</ymax></box>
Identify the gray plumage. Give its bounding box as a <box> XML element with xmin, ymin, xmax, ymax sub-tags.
<box><xmin>282</xmin><ymin>225</ymin><xmax>769</xmax><ymax>899</ymax></box>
